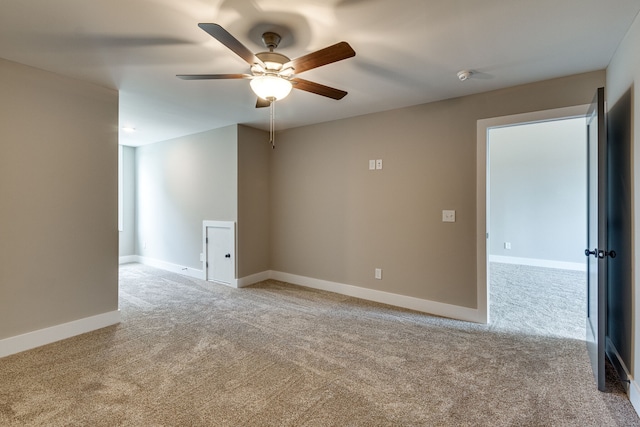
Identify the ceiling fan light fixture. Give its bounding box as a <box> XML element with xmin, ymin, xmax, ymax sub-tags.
<box><xmin>250</xmin><ymin>75</ymin><xmax>292</xmax><ymax>101</ymax></box>
<box><xmin>251</xmin><ymin>63</ymin><xmax>266</xmax><ymax>75</ymax></box>
<box><xmin>264</xmin><ymin>61</ymin><xmax>283</xmax><ymax>71</ymax></box>
<box><xmin>279</xmin><ymin>66</ymin><xmax>295</xmax><ymax>77</ymax></box>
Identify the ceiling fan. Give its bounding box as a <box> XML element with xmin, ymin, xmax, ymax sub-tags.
<box><xmin>177</xmin><ymin>23</ymin><xmax>356</xmax><ymax>108</ymax></box>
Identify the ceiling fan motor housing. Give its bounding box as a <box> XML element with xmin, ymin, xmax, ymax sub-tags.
<box><xmin>256</xmin><ymin>51</ymin><xmax>290</xmax><ymax>72</ymax></box>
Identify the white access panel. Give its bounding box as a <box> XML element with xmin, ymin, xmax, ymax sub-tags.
<box><xmin>203</xmin><ymin>221</ymin><xmax>235</xmax><ymax>286</ymax></box>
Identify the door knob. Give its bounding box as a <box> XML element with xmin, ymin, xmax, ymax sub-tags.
<box><xmin>597</xmin><ymin>249</ymin><xmax>616</xmax><ymax>259</ymax></box>
<box><xmin>225</xmin><ymin>253</ymin><xmax>231</xmax><ymax>258</ymax></box>
<box><xmin>585</xmin><ymin>248</ymin><xmax>597</xmax><ymax>257</ymax></box>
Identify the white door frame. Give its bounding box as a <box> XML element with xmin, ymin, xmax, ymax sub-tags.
<box><xmin>476</xmin><ymin>104</ymin><xmax>589</xmax><ymax>324</ymax></box>
<box><xmin>202</xmin><ymin>220</ymin><xmax>237</xmax><ymax>287</ymax></box>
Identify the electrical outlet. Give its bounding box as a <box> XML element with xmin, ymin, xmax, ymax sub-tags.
<box><xmin>376</xmin><ymin>159</ymin><xmax>383</xmax><ymax>170</ymax></box>
<box><xmin>504</xmin><ymin>242</ymin><xmax>511</xmax><ymax>250</ymax></box>
<box><xmin>375</xmin><ymin>268</ymin><xmax>382</xmax><ymax>279</ymax></box>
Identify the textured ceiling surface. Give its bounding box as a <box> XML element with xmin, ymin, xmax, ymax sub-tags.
<box><xmin>1</xmin><ymin>0</ymin><xmax>639</xmax><ymax>146</ymax></box>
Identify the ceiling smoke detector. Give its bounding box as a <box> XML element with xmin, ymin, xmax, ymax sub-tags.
<box><xmin>457</xmin><ymin>70</ymin><xmax>473</xmax><ymax>81</ymax></box>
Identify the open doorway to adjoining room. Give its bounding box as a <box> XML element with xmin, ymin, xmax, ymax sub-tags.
<box><xmin>477</xmin><ymin>105</ymin><xmax>588</xmax><ymax>336</ymax></box>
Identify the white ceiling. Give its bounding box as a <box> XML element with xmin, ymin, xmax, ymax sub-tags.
<box><xmin>1</xmin><ymin>0</ymin><xmax>639</xmax><ymax>146</ymax></box>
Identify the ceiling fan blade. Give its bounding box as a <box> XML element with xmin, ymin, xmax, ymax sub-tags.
<box><xmin>198</xmin><ymin>23</ymin><xmax>265</xmax><ymax>67</ymax></box>
<box><xmin>256</xmin><ymin>98</ymin><xmax>271</xmax><ymax>108</ymax></box>
<box><xmin>291</xmin><ymin>78</ymin><xmax>348</xmax><ymax>100</ymax></box>
<box><xmin>283</xmin><ymin>42</ymin><xmax>355</xmax><ymax>74</ymax></box>
<box><xmin>176</xmin><ymin>74</ymin><xmax>250</xmax><ymax>80</ymax></box>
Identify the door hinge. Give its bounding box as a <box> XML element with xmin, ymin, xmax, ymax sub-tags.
<box><xmin>206</xmin><ymin>261</ymin><xmax>208</xmax><ymax>268</ymax></box>
<box><xmin>206</xmin><ymin>237</ymin><xmax>208</xmax><ymax>244</ymax></box>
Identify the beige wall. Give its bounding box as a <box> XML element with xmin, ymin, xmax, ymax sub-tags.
<box><xmin>0</xmin><ymin>58</ymin><xmax>119</xmax><ymax>339</ymax></box>
<box><xmin>606</xmin><ymin>10</ymin><xmax>640</xmax><ymax>400</ymax></box>
<box><xmin>237</xmin><ymin>125</ymin><xmax>271</xmax><ymax>278</ymax></box>
<box><xmin>271</xmin><ymin>70</ymin><xmax>605</xmax><ymax>309</ymax></box>
<box><xmin>133</xmin><ymin>123</ymin><xmax>270</xmax><ymax>279</ymax></box>
<box><xmin>135</xmin><ymin>126</ymin><xmax>238</xmax><ymax>269</ymax></box>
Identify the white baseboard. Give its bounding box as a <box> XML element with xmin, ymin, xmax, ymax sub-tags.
<box><xmin>134</xmin><ymin>255</ymin><xmax>248</xmax><ymax>288</ymax></box>
<box><xmin>119</xmin><ymin>255</ymin><xmax>137</xmax><ymax>264</ymax></box>
<box><xmin>606</xmin><ymin>337</ymin><xmax>640</xmax><ymax>418</ymax></box>
<box><xmin>0</xmin><ymin>310</ymin><xmax>120</xmax><ymax>359</ymax></box>
<box><xmin>209</xmin><ymin>271</ymin><xmax>270</xmax><ymax>289</ymax></box>
<box><xmin>121</xmin><ymin>260</ymin><xmax>483</xmax><ymax>323</ymax></box>
<box><xmin>489</xmin><ymin>255</ymin><xmax>586</xmax><ymax>271</ymax></box>
<box><xmin>237</xmin><ymin>271</ymin><xmax>270</xmax><ymax>288</ymax></box>
<box><xmin>269</xmin><ymin>271</ymin><xmax>484</xmax><ymax>323</ymax></box>
<box><xmin>207</xmin><ymin>278</ymin><xmax>239</xmax><ymax>288</ymax></box>
<box><xmin>137</xmin><ymin>256</ymin><xmax>205</xmax><ymax>280</ymax></box>
<box><xmin>629</xmin><ymin>377</ymin><xmax>640</xmax><ymax>419</ymax></box>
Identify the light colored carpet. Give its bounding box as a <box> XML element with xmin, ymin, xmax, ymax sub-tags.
<box><xmin>489</xmin><ymin>262</ymin><xmax>586</xmax><ymax>339</ymax></box>
<box><xmin>0</xmin><ymin>262</ymin><xmax>638</xmax><ymax>426</ymax></box>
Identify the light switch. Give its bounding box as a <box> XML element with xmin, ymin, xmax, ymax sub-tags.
<box><xmin>442</xmin><ymin>210</ymin><xmax>456</xmax><ymax>222</ymax></box>
<box><xmin>375</xmin><ymin>268</ymin><xmax>382</xmax><ymax>279</ymax></box>
<box><xmin>376</xmin><ymin>159</ymin><xmax>383</xmax><ymax>170</ymax></box>
<box><xmin>369</xmin><ymin>159</ymin><xmax>376</xmax><ymax>170</ymax></box>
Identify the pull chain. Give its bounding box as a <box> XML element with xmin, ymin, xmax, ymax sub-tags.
<box><xmin>269</xmin><ymin>97</ymin><xmax>276</xmax><ymax>149</ymax></box>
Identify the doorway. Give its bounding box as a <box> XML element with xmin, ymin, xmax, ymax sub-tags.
<box><xmin>476</xmin><ymin>105</ymin><xmax>590</xmax><ymax>325</ymax></box>
<box><xmin>487</xmin><ymin>117</ymin><xmax>587</xmax><ymax>336</ymax></box>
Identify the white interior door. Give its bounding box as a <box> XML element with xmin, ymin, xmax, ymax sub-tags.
<box><xmin>206</xmin><ymin>223</ymin><xmax>234</xmax><ymax>285</ymax></box>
